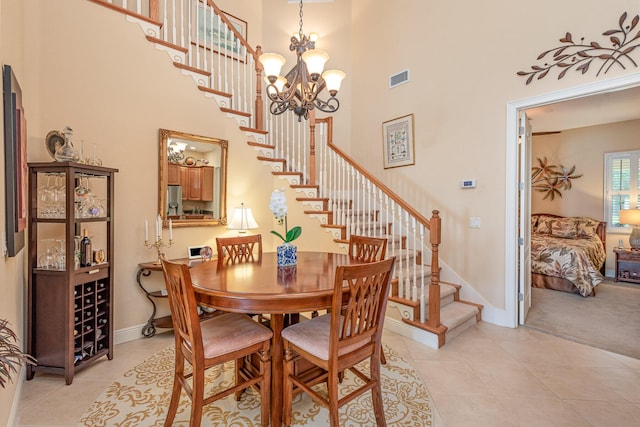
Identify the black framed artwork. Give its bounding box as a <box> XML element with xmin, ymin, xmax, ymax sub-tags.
<box><xmin>3</xmin><ymin>64</ymin><xmax>27</xmax><ymax>257</ymax></box>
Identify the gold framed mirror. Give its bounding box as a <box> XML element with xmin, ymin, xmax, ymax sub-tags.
<box><xmin>158</xmin><ymin>129</ymin><xmax>228</xmax><ymax>227</ymax></box>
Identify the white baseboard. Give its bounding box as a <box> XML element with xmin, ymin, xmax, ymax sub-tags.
<box><xmin>114</xmin><ymin>323</ymin><xmax>159</xmax><ymax>345</ymax></box>
<box><xmin>383</xmin><ymin>317</ymin><xmax>440</xmax><ymax>349</ymax></box>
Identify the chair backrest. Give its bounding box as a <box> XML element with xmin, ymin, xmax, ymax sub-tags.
<box><xmin>348</xmin><ymin>235</ymin><xmax>388</xmax><ymax>262</ymax></box>
<box><xmin>160</xmin><ymin>257</ymin><xmax>203</xmax><ymax>358</ymax></box>
<box><xmin>329</xmin><ymin>257</ymin><xmax>395</xmax><ymax>357</ymax></box>
<box><xmin>216</xmin><ymin>234</ymin><xmax>262</xmax><ymax>264</ymax></box>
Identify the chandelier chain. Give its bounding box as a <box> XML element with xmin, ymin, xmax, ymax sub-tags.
<box><xmin>299</xmin><ymin>0</ymin><xmax>304</xmax><ymax>39</ymax></box>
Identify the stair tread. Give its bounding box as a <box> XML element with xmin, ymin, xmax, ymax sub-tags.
<box><xmin>439</xmin><ymin>301</ymin><xmax>480</xmax><ymax>329</ymax></box>
<box><xmin>391</xmin><ymin>282</ymin><xmax>457</xmax><ymax>303</ymax></box>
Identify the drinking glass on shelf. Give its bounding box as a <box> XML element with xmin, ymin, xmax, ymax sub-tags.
<box><xmin>38</xmin><ymin>239</ymin><xmax>59</xmax><ymax>269</ymax></box>
<box><xmin>55</xmin><ymin>239</ymin><xmax>66</xmax><ymax>270</ymax></box>
<box><xmin>88</xmin><ymin>143</ymin><xmax>102</xmax><ymax>166</ymax></box>
<box><xmin>52</xmin><ymin>173</ymin><xmax>66</xmax><ymax>218</ymax></box>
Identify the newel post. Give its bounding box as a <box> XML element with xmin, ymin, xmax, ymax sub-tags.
<box><xmin>254</xmin><ymin>46</ymin><xmax>265</xmax><ymax>131</ymax></box>
<box><xmin>428</xmin><ymin>210</ymin><xmax>442</xmax><ymax>332</ymax></box>
<box><xmin>149</xmin><ymin>0</ymin><xmax>159</xmax><ymax>21</ymax></box>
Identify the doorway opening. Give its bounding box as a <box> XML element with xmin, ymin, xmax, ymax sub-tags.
<box><xmin>505</xmin><ymin>72</ymin><xmax>640</xmax><ymax>328</ymax></box>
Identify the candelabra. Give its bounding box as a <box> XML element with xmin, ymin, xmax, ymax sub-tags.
<box><xmin>145</xmin><ymin>237</ymin><xmax>173</xmax><ymax>265</ymax></box>
<box><xmin>144</xmin><ymin>215</ymin><xmax>173</xmax><ymax>264</ymax></box>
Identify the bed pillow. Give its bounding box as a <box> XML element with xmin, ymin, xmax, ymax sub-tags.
<box><xmin>575</xmin><ymin>217</ymin><xmax>600</xmax><ymax>238</ymax></box>
<box><xmin>535</xmin><ymin>217</ymin><xmax>554</xmax><ymax>234</ymax></box>
<box><xmin>550</xmin><ymin>217</ymin><xmax>578</xmax><ymax>238</ymax></box>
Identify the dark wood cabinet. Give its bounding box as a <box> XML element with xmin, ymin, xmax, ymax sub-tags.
<box><xmin>27</xmin><ymin>162</ymin><xmax>118</xmax><ymax>384</ymax></box>
<box><xmin>614</xmin><ymin>248</ymin><xmax>640</xmax><ymax>283</ymax></box>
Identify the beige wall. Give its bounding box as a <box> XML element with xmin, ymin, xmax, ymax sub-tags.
<box><xmin>532</xmin><ymin>119</ymin><xmax>640</xmax><ymax>272</ymax></box>
<box><xmin>347</xmin><ymin>0</ymin><xmax>640</xmax><ymax>308</ymax></box>
<box><xmin>0</xmin><ymin>0</ymin><xmax>26</xmax><ymax>423</ymax></box>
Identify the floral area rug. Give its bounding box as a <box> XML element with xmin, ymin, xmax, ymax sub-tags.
<box><xmin>81</xmin><ymin>345</ymin><xmax>433</xmax><ymax>426</ymax></box>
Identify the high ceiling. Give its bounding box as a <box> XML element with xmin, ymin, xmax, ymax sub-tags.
<box><xmin>526</xmin><ymin>85</ymin><xmax>640</xmax><ymax>133</ymax></box>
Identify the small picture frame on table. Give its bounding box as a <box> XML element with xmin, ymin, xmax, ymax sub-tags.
<box><xmin>188</xmin><ymin>246</ymin><xmax>205</xmax><ymax>259</ymax></box>
<box><xmin>382</xmin><ymin>113</ymin><xmax>415</xmax><ymax>169</ymax></box>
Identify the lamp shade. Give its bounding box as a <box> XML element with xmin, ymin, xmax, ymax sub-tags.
<box><xmin>228</xmin><ymin>204</ymin><xmax>259</xmax><ymax>232</ymax></box>
<box><xmin>619</xmin><ymin>209</ymin><xmax>640</xmax><ymax>225</ymax></box>
<box><xmin>301</xmin><ymin>49</ymin><xmax>329</xmax><ymax>77</ymax></box>
<box><xmin>619</xmin><ymin>209</ymin><xmax>640</xmax><ymax>249</ymax></box>
<box><xmin>259</xmin><ymin>53</ymin><xmax>286</xmax><ymax>78</ymax></box>
<box><xmin>322</xmin><ymin>69</ymin><xmax>345</xmax><ymax>94</ymax></box>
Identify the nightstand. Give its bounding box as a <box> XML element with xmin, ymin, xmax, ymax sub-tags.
<box><xmin>614</xmin><ymin>248</ymin><xmax>640</xmax><ymax>283</ymax></box>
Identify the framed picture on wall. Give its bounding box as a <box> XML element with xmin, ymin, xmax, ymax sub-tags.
<box><xmin>382</xmin><ymin>113</ymin><xmax>415</xmax><ymax>169</ymax></box>
<box><xmin>195</xmin><ymin>1</ymin><xmax>247</xmax><ymax>62</ymax></box>
<box><xmin>3</xmin><ymin>64</ymin><xmax>27</xmax><ymax>257</ymax></box>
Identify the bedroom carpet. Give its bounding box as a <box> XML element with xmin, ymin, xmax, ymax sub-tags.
<box><xmin>525</xmin><ymin>281</ymin><xmax>640</xmax><ymax>359</ymax></box>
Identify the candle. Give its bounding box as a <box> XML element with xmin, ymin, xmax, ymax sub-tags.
<box><xmin>156</xmin><ymin>215</ymin><xmax>160</xmax><ymax>242</ymax></box>
<box><xmin>145</xmin><ymin>219</ymin><xmax>148</xmax><ymax>242</ymax></box>
<box><xmin>169</xmin><ymin>219</ymin><xmax>173</xmax><ymax>240</ymax></box>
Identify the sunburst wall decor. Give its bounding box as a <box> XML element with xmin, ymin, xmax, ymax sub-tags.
<box><xmin>531</xmin><ymin>157</ymin><xmax>583</xmax><ymax>200</ymax></box>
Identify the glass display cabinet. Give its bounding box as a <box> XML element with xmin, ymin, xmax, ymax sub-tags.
<box><xmin>26</xmin><ymin>162</ymin><xmax>117</xmax><ymax>385</ymax></box>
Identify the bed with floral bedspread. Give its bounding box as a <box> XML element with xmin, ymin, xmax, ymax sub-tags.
<box><xmin>531</xmin><ymin>214</ymin><xmax>607</xmax><ymax>297</ymax></box>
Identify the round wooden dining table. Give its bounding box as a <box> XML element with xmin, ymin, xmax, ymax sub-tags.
<box><xmin>189</xmin><ymin>251</ymin><xmax>358</xmax><ymax>427</ymax></box>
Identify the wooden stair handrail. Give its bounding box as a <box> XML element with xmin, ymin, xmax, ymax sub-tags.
<box><xmin>312</xmin><ymin>116</ymin><xmax>442</xmax><ymax>332</ymax></box>
<box><xmin>315</xmin><ymin>117</ymin><xmax>434</xmax><ymax>230</ymax></box>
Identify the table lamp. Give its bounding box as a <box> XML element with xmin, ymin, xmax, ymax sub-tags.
<box><xmin>227</xmin><ymin>203</ymin><xmax>259</xmax><ymax>234</ymax></box>
<box><xmin>619</xmin><ymin>209</ymin><xmax>640</xmax><ymax>249</ymax></box>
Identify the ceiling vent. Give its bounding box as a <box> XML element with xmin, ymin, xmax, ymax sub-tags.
<box><xmin>389</xmin><ymin>69</ymin><xmax>409</xmax><ymax>88</ymax></box>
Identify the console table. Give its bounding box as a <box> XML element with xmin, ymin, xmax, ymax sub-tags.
<box><xmin>136</xmin><ymin>258</ymin><xmax>209</xmax><ymax>337</ymax></box>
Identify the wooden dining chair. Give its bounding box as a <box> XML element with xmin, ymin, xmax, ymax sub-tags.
<box><xmin>216</xmin><ymin>234</ymin><xmax>262</xmax><ymax>264</ymax></box>
<box><xmin>281</xmin><ymin>257</ymin><xmax>396</xmax><ymax>427</ymax></box>
<box><xmin>160</xmin><ymin>257</ymin><xmax>272</xmax><ymax>427</ymax></box>
<box><xmin>348</xmin><ymin>234</ymin><xmax>388</xmax><ymax>262</ymax></box>
<box><xmin>348</xmin><ymin>234</ymin><xmax>389</xmax><ymax>365</ymax></box>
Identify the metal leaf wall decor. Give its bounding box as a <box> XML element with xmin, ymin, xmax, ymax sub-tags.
<box><xmin>531</xmin><ymin>157</ymin><xmax>583</xmax><ymax>200</ymax></box>
<box><xmin>518</xmin><ymin>12</ymin><xmax>640</xmax><ymax>85</ymax></box>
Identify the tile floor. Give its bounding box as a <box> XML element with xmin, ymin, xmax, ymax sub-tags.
<box><xmin>15</xmin><ymin>322</ymin><xmax>640</xmax><ymax>426</ymax></box>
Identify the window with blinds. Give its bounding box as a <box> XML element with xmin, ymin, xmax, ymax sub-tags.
<box><xmin>605</xmin><ymin>150</ymin><xmax>640</xmax><ymax>230</ymax></box>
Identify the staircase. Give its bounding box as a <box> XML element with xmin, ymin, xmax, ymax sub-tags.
<box><xmin>88</xmin><ymin>0</ymin><xmax>482</xmax><ymax>348</ymax></box>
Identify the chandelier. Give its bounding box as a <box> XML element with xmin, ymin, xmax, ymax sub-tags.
<box><xmin>259</xmin><ymin>0</ymin><xmax>345</xmax><ymax>122</ymax></box>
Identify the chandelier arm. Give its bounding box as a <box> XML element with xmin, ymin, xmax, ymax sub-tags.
<box><xmin>314</xmin><ymin>96</ymin><xmax>340</xmax><ymax>113</ymax></box>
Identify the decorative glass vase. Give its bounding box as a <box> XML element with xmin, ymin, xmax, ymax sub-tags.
<box><xmin>277</xmin><ymin>243</ymin><xmax>297</xmax><ymax>266</ymax></box>
<box><xmin>54</xmin><ymin>127</ymin><xmax>80</xmax><ymax>162</ymax></box>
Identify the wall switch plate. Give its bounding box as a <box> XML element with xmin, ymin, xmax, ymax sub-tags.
<box><xmin>470</xmin><ymin>217</ymin><xmax>481</xmax><ymax>228</ymax></box>
<box><xmin>461</xmin><ymin>179</ymin><xmax>476</xmax><ymax>189</ymax></box>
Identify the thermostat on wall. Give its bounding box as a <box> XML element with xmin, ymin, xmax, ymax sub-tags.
<box><xmin>461</xmin><ymin>179</ymin><xmax>477</xmax><ymax>189</ymax></box>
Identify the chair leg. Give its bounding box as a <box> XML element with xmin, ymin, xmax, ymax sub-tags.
<box><xmin>164</xmin><ymin>375</ymin><xmax>182</xmax><ymax>427</ymax></box>
<box><xmin>164</xmin><ymin>353</ymin><xmax>184</xmax><ymax>427</ymax></box>
<box><xmin>283</xmin><ymin>348</ymin><xmax>295</xmax><ymax>427</ymax></box>
<box><xmin>234</xmin><ymin>357</ymin><xmax>244</xmax><ymax>401</ymax></box>
<box><xmin>259</xmin><ymin>346</ymin><xmax>271</xmax><ymax>427</ymax></box>
<box><xmin>380</xmin><ymin>345</ymin><xmax>387</xmax><ymax>365</ymax></box>
<box><xmin>371</xmin><ymin>355</ymin><xmax>387</xmax><ymax>427</ymax></box>
<box><xmin>327</xmin><ymin>369</ymin><xmax>341</xmax><ymax>427</ymax></box>
<box><xmin>190</xmin><ymin>363</ymin><xmax>205</xmax><ymax>427</ymax></box>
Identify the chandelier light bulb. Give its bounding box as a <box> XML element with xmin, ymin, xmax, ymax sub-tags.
<box><xmin>322</xmin><ymin>70</ymin><xmax>345</xmax><ymax>95</ymax></box>
<box><xmin>301</xmin><ymin>49</ymin><xmax>329</xmax><ymax>79</ymax></box>
<box><xmin>309</xmin><ymin>32</ymin><xmax>319</xmax><ymax>42</ymax></box>
<box><xmin>259</xmin><ymin>53</ymin><xmax>286</xmax><ymax>80</ymax></box>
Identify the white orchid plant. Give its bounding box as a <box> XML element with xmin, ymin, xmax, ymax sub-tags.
<box><xmin>269</xmin><ymin>189</ymin><xmax>302</xmax><ymax>243</ymax></box>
